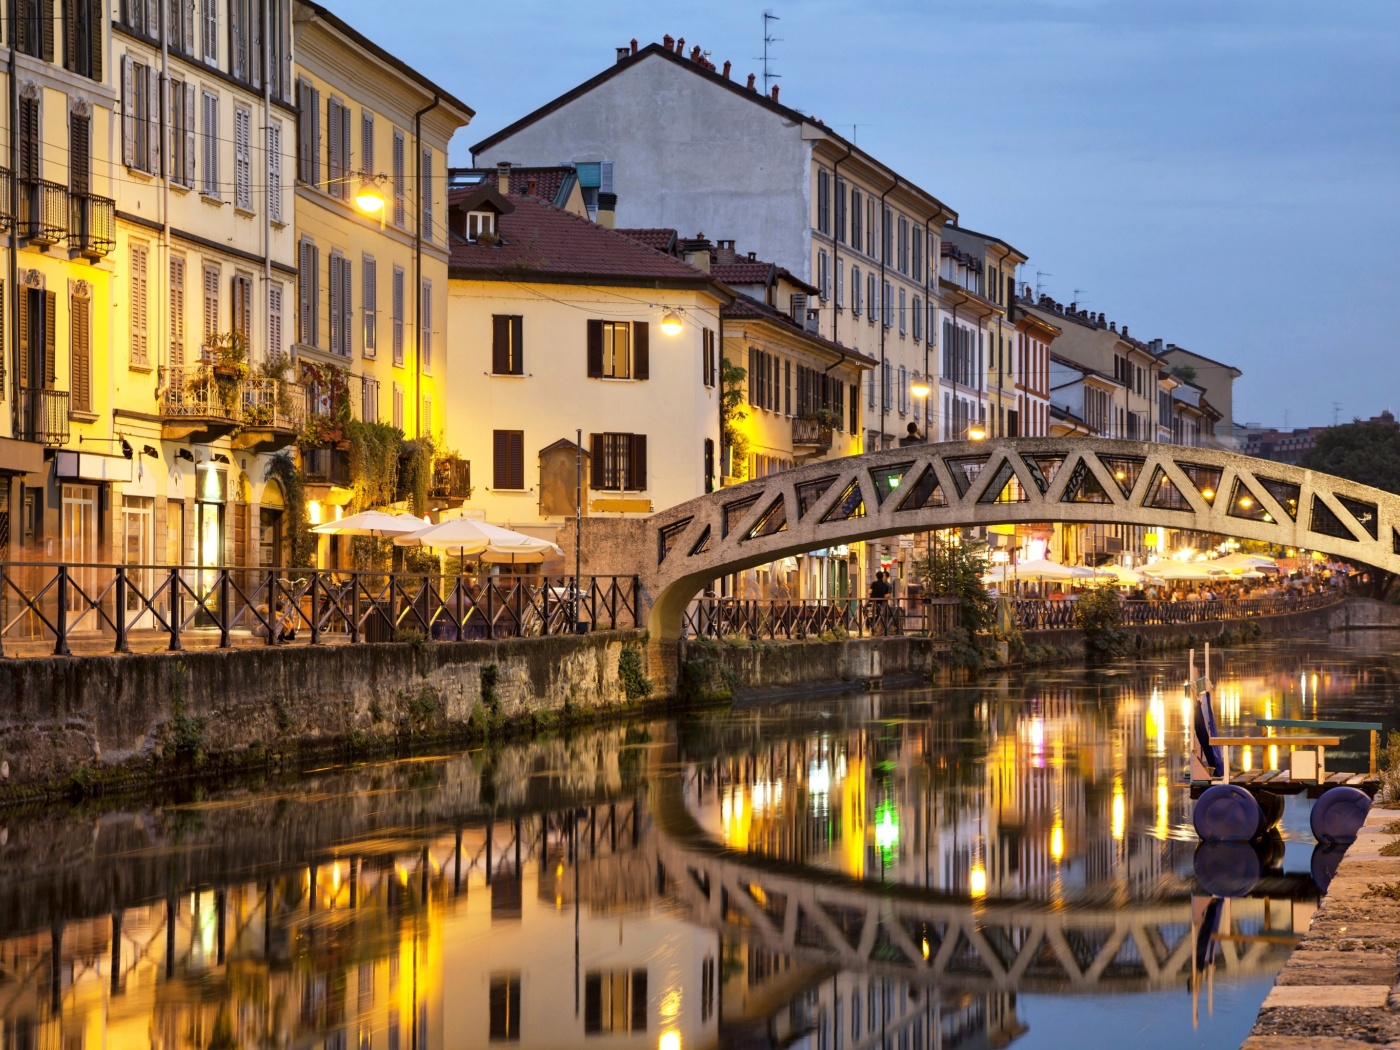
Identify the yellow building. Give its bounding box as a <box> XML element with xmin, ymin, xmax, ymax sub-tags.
<box><xmin>292</xmin><ymin>0</ymin><xmax>472</xmax><ymax>538</ymax></box>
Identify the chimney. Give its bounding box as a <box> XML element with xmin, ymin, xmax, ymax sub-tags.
<box><xmin>676</xmin><ymin>37</ymin><xmax>684</xmax><ymax>54</ymax></box>
<box><xmin>789</xmin><ymin>293</ymin><xmax>809</xmax><ymax>326</ymax></box>
<box><xmin>682</xmin><ymin>233</ymin><xmax>712</xmax><ymax>272</ymax></box>
<box><xmin>690</xmin><ymin>45</ymin><xmax>701</xmax><ymax>60</ymax></box>
<box><xmin>1109</xmin><ymin>321</ymin><xmax>1117</xmax><ymax>332</ymax></box>
<box><xmin>630</xmin><ymin>38</ymin><xmax>638</xmax><ymax>54</ymax></box>
<box><xmin>770</xmin><ymin>85</ymin><xmax>780</xmax><ymax>101</ymax></box>
<box><xmin>596</xmin><ymin>191</ymin><xmax>617</xmax><ymax>228</ymax></box>
<box><xmin>496</xmin><ymin>161</ymin><xmax>511</xmax><ymax>195</ymax></box>
<box><xmin>616</xmin><ymin>46</ymin><xmax>629</xmax><ymax>63</ymax></box>
<box><xmin>746</xmin><ymin>73</ymin><xmax>756</xmax><ymax>90</ymax></box>
<box><xmin>716</xmin><ymin>239</ymin><xmax>736</xmax><ymax>265</ymax></box>
<box><xmin>663</xmin><ymin>34</ymin><xmax>674</xmax><ymax>50</ymax></box>
<box><xmin>747</xmin><ymin>251</ymin><xmax>757</xmax><ymax>260</ymax></box>
<box><xmin>722</xmin><ymin>60</ymin><xmax>731</xmax><ymax>78</ymax></box>
<box><xmin>525</xmin><ymin>175</ymin><xmax>538</xmax><ymax>196</ymax></box>
<box><xmin>1122</xmin><ymin>325</ymin><xmax>1129</xmax><ymax>338</ymax></box>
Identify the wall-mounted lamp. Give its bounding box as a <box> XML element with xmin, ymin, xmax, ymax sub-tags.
<box><xmin>355</xmin><ymin>177</ymin><xmax>387</xmax><ymax>215</ymax></box>
<box><xmin>212</xmin><ymin>453</ymin><xmax>231</xmax><ymax>464</ymax></box>
<box><xmin>140</xmin><ymin>445</ymin><xmax>159</xmax><ymax>459</ymax></box>
<box><xmin>660</xmin><ymin>310</ymin><xmax>684</xmax><ymax>337</ymax></box>
<box><xmin>175</xmin><ymin>449</ymin><xmax>195</xmax><ymax>462</ymax></box>
<box><xmin>120</xmin><ymin>438</ymin><xmax>133</xmax><ymax>459</ymax></box>
<box><xmin>910</xmin><ymin>376</ymin><xmax>932</xmax><ymax>399</ymax></box>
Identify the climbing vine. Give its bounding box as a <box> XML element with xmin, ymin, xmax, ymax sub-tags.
<box><xmin>265</xmin><ymin>451</ymin><xmax>314</xmax><ymax>568</ymax></box>
<box><xmin>345</xmin><ymin>420</ymin><xmax>403</xmax><ymax>510</ymax></box>
<box><xmin>400</xmin><ymin>436</ymin><xmax>436</xmax><ymax>517</ymax></box>
<box><xmin>720</xmin><ymin>358</ymin><xmax>749</xmax><ymax>482</ymax></box>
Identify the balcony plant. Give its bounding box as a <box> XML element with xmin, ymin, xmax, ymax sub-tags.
<box><xmin>298</xmin><ymin>361</ymin><xmax>352</xmax><ymax>447</ymax></box>
<box><xmin>813</xmin><ymin>407</ymin><xmax>838</xmax><ymax>428</ymax></box>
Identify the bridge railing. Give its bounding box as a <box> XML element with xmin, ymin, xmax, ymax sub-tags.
<box><xmin>0</xmin><ymin>562</ymin><xmax>639</xmax><ymax>656</ymax></box>
<box><xmin>681</xmin><ymin>595</ymin><xmax>960</xmax><ymax>640</ymax></box>
<box><xmin>1013</xmin><ymin>591</ymin><xmax>1341</xmax><ymax>631</ymax></box>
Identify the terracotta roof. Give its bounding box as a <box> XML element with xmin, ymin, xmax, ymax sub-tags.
<box><xmin>614</xmin><ymin>228</ymin><xmax>679</xmax><ymax>253</ymax></box>
<box><xmin>710</xmin><ymin>259</ymin><xmax>773</xmax><ymax>285</ymax></box>
<box><xmin>448</xmin><ymin>192</ymin><xmax>721</xmax><ymax>286</ymax></box>
<box><xmin>469</xmin><ymin>42</ymin><xmax>955</xmax><ymax>223</ymax></box>
<box><xmin>722</xmin><ymin>294</ymin><xmax>877</xmax><ymax>368</ymax></box>
<box><xmin>449</xmin><ymin>167</ymin><xmax>579</xmax><ymax>208</ymax></box>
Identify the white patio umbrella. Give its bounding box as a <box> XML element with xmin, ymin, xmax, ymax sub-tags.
<box><xmin>1210</xmin><ymin>552</ymin><xmax>1279</xmax><ymax>574</ymax></box>
<box><xmin>982</xmin><ymin>558</ymin><xmax>1091</xmax><ymax>584</ymax></box>
<box><xmin>1089</xmin><ymin>563</ymin><xmax>1148</xmax><ymax>586</ymax></box>
<box><xmin>1143</xmin><ymin>560</ymin><xmax>1222</xmax><ymax>581</ymax></box>
<box><xmin>310</xmin><ymin>509</ymin><xmax>428</xmax><ymax>537</ymax></box>
<box><xmin>395</xmin><ymin>517</ymin><xmax>564</xmax><ymax>564</ymax></box>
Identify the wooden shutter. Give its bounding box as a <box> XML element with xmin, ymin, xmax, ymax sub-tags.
<box><xmin>145</xmin><ymin>65</ymin><xmax>159</xmax><ymax>175</ymax></box>
<box><xmin>491</xmin><ymin>315</ymin><xmax>509</xmax><ymax>374</ymax></box>
<box><xmin>17</xmin><ymin>289</ymin><xmax>29</xmax><ymax>388</ymax></box>
<box><xmin>203</xmin><ymin>0</ymin><xmax>217</xmax><ymax>59</ymax></box>
<box><xmin>229</xmin><ymin>0</ymin><xmax>243</xmax><ymax>78</ymax></box>
<box><xmin>361</xmin><ymin>111</ymin><xmax>374</xmax><ymax>173</ymax></box>
<box><xmin>169</xmin><ymin>257</ymin><xmax>185</xmax><ymax>366</ymax></box>
<box><xmin>493</xmin><ymin>430</ymin><xmax>522</xmax><ymax>490</ymax></box>
<box><xmin>266</xmin><ymin>121</ymin><xmax>281</xmax><ymax>221</ymax></box>
<box><xmin>69</xmin><ymin>114</ymin><xmax>90</xmax><ymax>193</ymax></box>
<box><xmin>510</xmin><ymin>316</ymin><xmax>523</xmax><ymax>374</ymax></box>
<box><xmin>326</xmin><ymin>98</ymin><xmax>341</xmax><ymax>194</ymax></box>
<box><xmin>16</xmin><ymin>0</ymin><xmax>28</xmax><ymax>55</ymax></box>
<box><xmin>629</xmin><ymin>435</ymin><xmax>647</xmax><ymax>491</ymax></box>
<box><xmin>183</xmin><ymin>82</ymin><xmax>196</xmax><ymax>187</ymax></box>
<box><xmin>421</xmin><ymin>148</ymin><xmax>432</xmax><ymax>241</ymax></box>
<box><xmin>296</xmin><ymin>80</ymin><xmax>310</xmax><ymax>181</ymax></box>
<box><xmin>632</xmin><ymin>321</ymin><xmax>648</xmax><ymax>380</ymax></box>
<box><xmin>43</xmin><ymin>291</ymin><xmax>56</xmax><ymax>387</ymax></box>
<box><xmin>339</xmin><ymin>257</ymin><xmax>352</xmax><ymax>356</ymax></box>
<box><xmin>121</xmin><ymin>56</ymin><xmax>135</xmax><ymax>166</ymax></box>
<box><xmin>630</xmin><ymin>971</ymin><xmax>648</xmax><ymax>1032</ymax></box>
<box><xmin>181</xmin><ymin>0</ymin><xmax>193</xmax><ymax>56</ymax></box>
<box><xmin>586</xmin><ymin>319</ymin><xmax>602</xmax><ymax>377</ymax></box>
<box><xmin>71</xmin><ymin>293</ymin><xmax>90</xmax><ymax>411</ymax></box>
<box><xmin>234</xmin><ymin>106</ymin><xmax>250</xmax><ymax>208</ymax></box>
<box><xmin>327</xmin><ymin>256</ymin><xmax>340</xmax><ymax>353</ymax></box>
<box><xmin>361</xmin><ymin>256</ymin><xmax>375</xmax><ymax>355</ymax></box>
<box><xmin>41</xmin><ymin>0</ymin><xmax>54</xmax><ymax>60</ymax></box>
<box><xmin>392</xmin><ymin>131</ymin><xmax>404</xmax><ymax>226</ymax></box>
<box><xmin>64</xmin><ymin>0</ymin><xmax>76</xmax><ymax>69</ymax></box>
<box><xmin>309</xmin><ymin>86</ymin><xmax>321</xmax><ymax>185</ymax></box>
<box><xmin>589</xmin><ymin>434</ymin><xmax>603</xmax><ymax>489</ymax></box>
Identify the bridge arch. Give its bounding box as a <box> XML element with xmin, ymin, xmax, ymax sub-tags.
<box><xmin>642</xmin><ymin>437</ymin><xmax>1400</xmax><ymax>639</ymax></box>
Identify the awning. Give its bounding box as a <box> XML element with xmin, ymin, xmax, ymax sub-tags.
<box><xmin>54</xmin><ymin>450</ymin><xmax>133</xmax><ymax>483</ymax></box>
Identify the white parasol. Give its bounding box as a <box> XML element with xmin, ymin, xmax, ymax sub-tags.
<box><xmin>310</xmin><ymin>510</ymin><xmax>428</xmax><ymax>537</ymax></box>
<box><xmin>395</xmin><ymin>517</ymin><xmax>565</xmax><ymax>564</ymax></box>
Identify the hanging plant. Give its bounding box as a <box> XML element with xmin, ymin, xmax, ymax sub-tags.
<box><xmin>265</xmin><ymin>451</ymin><xmax>314</xmax><ymax>568</ymax></box>
<box><xmin>400</xmin><ymin>435</ymin><xmax>436</xmax><ymax>517</ymax></box>
<box><xmin>720</xmin><ymin>358</ymin><xmax>749</xmax><ymax>481</ymax></box>
<box><xmin>298</xmin><ymin>361</ymin><xmax>352</xmax><ymax>447</ymax></box>
<box><xmin>344</xmin><ymin>419</ymin><xmax>404</xmax><ymax>511</ymax></box>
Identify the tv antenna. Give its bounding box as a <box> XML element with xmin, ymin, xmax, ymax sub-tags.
<box><xmin>1072</xmin><ymin>288</ymin><xmax>1089</xmax><ymax>305</ymax></box>
<box><xmin>1333</xmin><ymin>401</ymin><xmax>1342</xmax><ymax>426</ymax></box>
<box><xmin>757</xmin><ymin>10</ymin><xmax>781</xmax><ymax>95</ymax></box>
<box><xmin>1035</xmin><ymin>270</ymin><xmax>1052</xmax><ymax>298</ymax></box>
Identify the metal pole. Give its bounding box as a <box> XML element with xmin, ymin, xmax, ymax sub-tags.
<box><xmin>575</xmin><ymin>427</ymin><xmax>583</xmax><ymax>633</ymax></box>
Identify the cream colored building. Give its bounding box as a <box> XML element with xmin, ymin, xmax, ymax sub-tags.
<box><xmin>292</xmin><ymin>0</ymin><xmax>472</xmax><ymax>535</ymax></box>
<box><xmin>445</xmin><ymin>181</ymin><xmax>729</xmax><ymax>542</ymax></box>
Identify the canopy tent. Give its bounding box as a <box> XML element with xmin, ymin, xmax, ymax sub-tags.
<box><xmin>395</xmin><ymin>517</ymin><xmax>565</xmax><ymax>565</ymax></box>
<box><xmin>309</xmin><ymin>510</ymin><xmax>428</xmax><ymax>537</ymax></box>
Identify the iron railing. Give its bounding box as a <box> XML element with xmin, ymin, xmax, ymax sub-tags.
<box><xmin>161</xmin><ymin>365</ymin><xmax>239</xmax><ymax>422</ymax></box>
<box><xmin>240</xmin><ymin>376</ymin><xmax>306</xmax><ymax>432</ymax></box>
<box><xmin>791</xmin><ymin>416</ymin><xmax>834</xmax><ymax>451</ymax></box>
<box><xmin>69</xmin><ymin>191</ymin><xmax>116</xmax><ymax>257</ymax></box>
<box><xmin>1012</xmin><ymin>591</ymin><xmax>1342</xmax><ymax>631</ymax></box>
<box><xmin>0</xmin><ymin>167</ymin><xmax>12</xmax><ymax>230</ymax></box>
<box><xmin>18</xmin><ymin>177</ymin><xmax>68</xmax><ymax>243</ymax></box>
<box><xmin>682</xmin><ymin>595</ymin><xmax>960</xmax><ymax>640</ymax></box>
<box><xmin>17</xmin><ymin>387</ymin><xmax>69</xmax><ymax>446</ymax></box>
<box><xmin>303</xmin><ymin>446</ymin><xmax>351</xmax><ymax>486</ymax></box>
<box><xmin>0</xmin><ymin>563</ymin><xmax>640</xmax><ymax>657</ymax></box>
<box><xmin>431</xmin><ymin>456</ymin><xmax>471</xmax><ymax>499</ymax></box>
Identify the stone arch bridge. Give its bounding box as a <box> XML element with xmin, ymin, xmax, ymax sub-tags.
<box><xmin>624</xmin><ymin>437</ymin><xmax>1400</xmax><ymax>641</ymax></box>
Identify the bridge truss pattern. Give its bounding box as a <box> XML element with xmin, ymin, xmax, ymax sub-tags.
<box><xmin>645</xmin><ymin>438</ymin><xmax>1400</xmax><ymax>630</ymax></box>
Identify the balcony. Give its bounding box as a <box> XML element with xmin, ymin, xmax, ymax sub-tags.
<box><xmin>18</xmin><ymin>178</ymin><xmax>68</xmax><ymax>246</ymax></box>
<box><xmin>430</xmin><ymin>455</ymin><xmax>472</xmax><ymax>501</ymax></box>
<box><xmin>233</xmin><ymin>377</ymin><xmax>306</xmax><ymax>452</ymax></box>
<box><xmin>18</xmin><ymin>387</ymin><xmax>69</xmax><ymax>447</ymax></box>
<box><xmin>791</xmin><ymin>415</ymin><xmax>834</xmax><ymax>454</ymax></box>
<box><xmin>303</xmin><ymin>446</ymin><xmax>351</xmax><ymax>487</ymax></box>
<box><xmin>69</xmin><ymin>192</ymin><xmax>115</xmax><ymax>258</ymax></box>
<box><xmin>160</xmin><ymin>365</ymin><xmax>241</xmax><ymax>442</ymax></box>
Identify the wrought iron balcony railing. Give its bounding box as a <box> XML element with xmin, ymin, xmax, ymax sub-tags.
<box><xmin>241</xmin><ymin>377</ymin><xmax>306</xmax><ymax>432</ymax></box>
<box><xmin>791</xmin><ymin>415</ymin><xmax>834</xmax><ymax>451</ymax></box>
<box><xmin>161</xmin><ymin>366</ymin><xmax>239</xmax><ymax>422</ymax></box>
<box><xmin>430</xmin><ymin>456</ymin><xmax>471</xmax><ymax>499</ymax></box>
<box><xmin>69</xmin><ymin>192</ymin><xmax>115</xmax><ymax>257</ymax></box>
<box><xmin>18</xmin><ymin>178</ymin><xmax>68</xmax><ymax>244</ymax></box>
<box><xmin>0</xmin><ymin>168</ymin><xmax>12</xmax><ymax>231</ymax></box>
<box><xmin>18</xmin><ymin>387</ymin><xmax>69</xmax><ymax>446</ymax></box>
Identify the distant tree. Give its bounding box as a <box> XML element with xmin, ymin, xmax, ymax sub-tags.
<box><xmin>1300</xmin><ymin>418</ymin><xmax>1400</xmax><ymax>598</ymax></box>
<box><xmin>1170</xmin><ymin>365</ymin><xmax>1197</xmax><ymax>384</ymax></box>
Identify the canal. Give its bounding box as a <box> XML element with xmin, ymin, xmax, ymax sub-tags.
<box><xmin>0</xmin><ymin>634</ymin><xmax>1395</xmax><ymax>1049</ymax></box>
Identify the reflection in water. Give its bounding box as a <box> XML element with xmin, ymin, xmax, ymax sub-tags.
<box><xmin>0</xmin><ymin>637</ymin><xmax>1392</xmax><ymax>1048</ymax></box>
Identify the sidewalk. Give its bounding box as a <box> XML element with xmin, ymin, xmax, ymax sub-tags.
<box><xmin>1243</xmin><ymin>806</ymin><xmax>1400</xmax><ymax>1048</ymax></box>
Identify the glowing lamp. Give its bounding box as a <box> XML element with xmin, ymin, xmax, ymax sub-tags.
<box><xmin>660</xmin><ymin>310</ymin><xmax>683</xmax><ymax>336</ymax></box>
<box><xmin>910</xmin><ymin>377</ymin><xmax>932</xmax><ymax>398</ymax></box>
<box><xmin>354</xmin><ymin>180</ymin><xmax>387</xmax><ymax>215</ymax></box>
<box><xmin>1239</xmin><ymin>496</ymin><xmax>1253</xmax><ymax>508</ymax></box>
<box><xmin>968</xmin><ymin>425</ymin><xmax>987</xmax><ymax>441</ymax></box>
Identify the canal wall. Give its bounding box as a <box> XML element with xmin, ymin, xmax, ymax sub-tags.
<box><xmin>0</xmin><ymin>630</ymin><xmax>654</xmax><ymax>794</ymax></box>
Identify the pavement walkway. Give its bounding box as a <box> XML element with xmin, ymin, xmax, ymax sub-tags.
<box><xmin>1244</xmin><ymin>806</ymin><xmax>1400</xmax><ymax>1049</ymax></box>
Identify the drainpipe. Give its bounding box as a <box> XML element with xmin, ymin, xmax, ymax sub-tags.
<box><xmin>413</xmin><ymin>94</ymin><xmax>441</xmax><ymax>441</ymax></box>
<box><xmin>261</xmin><ymin>0</ymin><xmax>272</xmax><ymax>370</ymax></box>
<box><xmin>8</xmin><ymin>0</ymin><xmax>18</xmax><ymax>439</ymax></box>
<box><xmin>828</xmin><ymin>144</ymin><xmax>852</xmax><ymax>349</ymax></box>
<box><xmin>158</xmin><ymin>0</ymin><xmax>169</xmax><ymax>377</ymax></box>
<box><xmin>876</xmin><ymin>176</ymin><xmax>897</xmax><ymax>450</ymax></box>
<box><xmin>920</xmin><ymin>209</ymin><xmax>939</xmax><ymax>440</ymax></box>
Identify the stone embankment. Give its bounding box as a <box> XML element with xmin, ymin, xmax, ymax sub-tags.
<box><xmin>1244</xmin><ymin>807</ymin><xmax>1400</xmax><ymax>1049</ymax></box>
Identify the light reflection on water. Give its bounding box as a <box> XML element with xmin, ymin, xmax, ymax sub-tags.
<box><xmin>0</xmin><ymin>635</ymin><xmax>1392</xmax><ymax>1049</ymax></box>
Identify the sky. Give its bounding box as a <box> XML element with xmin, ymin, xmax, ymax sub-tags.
<box><xmin>327</xmin><ymin>0</ymin><xmax>1400</xmax><ymax>432</ymax></box>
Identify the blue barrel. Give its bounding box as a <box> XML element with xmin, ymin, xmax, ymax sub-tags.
<box><xmin>1193</xmin><ymin>842</ymin><xmax>1262</xmax><ymax>898</ymax></box>
<box><xmin>1193</xmin><ymin>784</ymin><xmax>1262</xmax><ymax>842</ymax></box>
<box><xmin>1310</xmin><ymin>786</ymin><xmax>1371</xmax><ymax>844</ymax></box>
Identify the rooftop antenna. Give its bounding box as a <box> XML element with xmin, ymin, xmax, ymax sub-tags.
<box><xmin>1333</xmin><ymin>401</ymin><xmax>1342</xmax><ymax>426</ymax></box>
<box><xmin>758</xmin><ymin>10</ymin><xmax>781</xmax><ymax>96</ymax></box>
<box><xmin>1035</xmin><ymin>270</ymin><xmax>1052</xmax><ymax>297</ymax></box>
<box><xmin>1072</xmin><ymin>288</ymin><xmax>1089</xmax><ymax>306</ymax></box>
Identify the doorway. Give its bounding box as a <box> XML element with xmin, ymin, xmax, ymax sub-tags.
<box><xmin>61</xmin><ymin>484</ymin><xmax>98</xmax><ymax>617</ymax></box>
<box><xmin>122</xmin><ymin>496</ymin><xmax>155</xmax><ymax>627</ymax></box>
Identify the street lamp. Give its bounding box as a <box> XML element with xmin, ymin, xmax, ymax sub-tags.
<box><xmin>910</xmin><ymin>374</ymin><xmax>932</xmax><ymax>399</ymax></box>
<box><xmin>967</xmin><ymin>423</ymin><xmax>987</xmax><ymax>441</ymax></box>
<box><xmin>354</xmin><ymin>176</ymin><xmax>387</xmax><ymax>215</ymax></box>
<box><xmin>660</xmin><ymin>310</ymin><xmax>684</xmax><ymax>336</ymax></box>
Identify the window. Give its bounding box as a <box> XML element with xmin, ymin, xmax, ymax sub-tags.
<box><xmin>121</xmin><ymin>58</ymin><xmax>160</xmax><ymax>173</ymax></box>
<box><xmin>492</xmin><ymin>315</ymin><xmax>523</xmax><ymax>375</ymax></box>
<box><xmin>467</xmin><ymin>211</ymin><xmax>496</xmax><ymax>241</ymax></box>
<box><xmin>851</xmin><ymin>265</ymin><xmax>861</xmax><ymax>316</ymax></box>
<box><xmin>361</xmin><ymin>374</ymin><xmax>378</xmax><ymax>422</ymax></box>
<box><xmin>17</xmin><ymin>96</ymin><xmax>39</xmax><ymax>185</ymax></box>
<box><xmin>850</xmin><ymin>384</ymin><xmax>859</xmax><ymax>433</ymax></box>
<box><xmin>361</xmin><ymin>111</ymin><xmax>374</xmax><ymax>174</ymax></box>
<box><xmin>421</xmin><ymin>279</ymin><xmax>432</xmax><ymax>372</ymax></box>
<box><xmin>701</xmin><ymin>326</ymin><xmax>715</xmax><ymax>387</ymax></box>
<box><xmin>164</xmin><ymin>0</ymin><xmax>192</xmax><ymax>53</ymax></box>
<box><xmin>17</xmin><ymin>0</ymin><xmax>51</xmax><ymax>59</ymax></box>
<box><xmin>202</xmin><ymin>0</ymin><xmax>218</xmax><ymax>61</ymax></box>
<box><xmin>130</xmin><ymin>244</ymin><xmax>149</xmax><ymax>367</ymax></box>
<box><xmin>71</xmin><ymin>285</ymin><xmax>91</xmax><ymax>412</ymax></box>
<box><xmin>229</xmin><ymin>0</ymin><xmax>248</xmax><ymax>78</ymax></box>
<box><xmin>202</xmin><ymin>265</ymin><xmax>220</xmax><ymax>345</ymax></box>
<box><xmin>269</xmin><ymin>0</ymin><xmax>291</xmax><ymax>101</ymax></box>
<box><xmin>898</xmin><ymin>288</ymin><xmax>906</xmax><ymax>335</ymax></box>
<box><xmin>361</xmin><ymin>256</ymin><xmax>376</xmax><ymax>356</ymax></box>
<box><xmin>584</xmin><ymin>970</ymin><xmax>647</xmax><ymax>1034</ymax></box>
<box><xmin>68</xmin><ymin>110</ymin><xmax>90</xmax><ymax>194</ymax></box>
<box><xmin>882</xmin><ymin>280</ymin><xmax>893</xmax><ymax>329</ymax></box>
<box><xmin>234</xmin><ymin>105</ymin><xmax>252</xmax><ymax>209</ymax></box>
<box><xmin>850</xmin><ymin>190</ymin><xmax>862</xmax><ymax>255</ymax></box>
<box><xmin>488</xmin><ymin>974</ymin><xmax>521</xmax><ymax>1042</ymax></box>
<box><xmin>867</xmin><ymin>272</ymin><xmax>878</xmax><ymax>325</ymax></box>
<box><xmin>834</xmin><ymin>177</ymin><xmax>846</xmax><ymax>244</ymax></box>
<box><xmin>298</xmin><ymin>240</ymin><xmax>318</xmax><ymax>346</ymax></box>
<box><xmin>587</xmin><ymin>320</ymin><xmax>648</xmax><ymax>380</ymax></box>
<box><xmin>835</xmin><ymin>258</ymin><xmax>844</xmax><ymax>308</ymax></box>
<box><xmin>912</xmin><ymin>296</ymin><xmax>922</xmax><ymax>342</ymax></box>
<box><xmin>64</xmin><ymin>0</ymin><xmax>102</xmax><ymax>78</ymax></box>
<box><xmin>912</xmin><ymin>227</ymin><xmax>922</xmax><ymax>283</ymax></box>
<box><xmin>816</xmin><ymin>169</ymin><xmax>830</xmax><ymax>234</ymax></box>
<box><xmin>867</xmin><ymin>199</ymin><xmax>876</xmax><ymax>256</ymax></box>
<box><xmin>897</xmin><ymin>216</ymin><xmax>908</xmax><ymax>273</ymax></box>
<box><xmin>898</xmin><ymin>364</ymin><xmax>908</xmax><ymax>413</ymax></box>
<box><xmin>421</xmin><ymin>396</ymin><xmax>431</xmax><ymax>436</ymax></box>
<box><xmin>165</xmin><ymin>82</ymin><xmax>195</xmax><ymax>187</ymax></box>
<box><xmin>817</xmin><ymin>250</ymin><xmax>830</xmax><ymax>300</ymax></box>
<box><xmin>267</xmin><ymin>120</ymin><xmax>283</xmax><ymax>221</ymax></box>
<box><xmin>589</xmin><ymin>433</ymin><xmax>647</xmax><ymax>491</ymax></box>
<box><xmin>422</xmin><ymin>148</ymin><xmax>433</xmax><ymax>242</ymax></box>
<box><xmin>201</xmin><ymin>90</ymin><xmax>219</xmax><ymax>196</ymax></box>
<box><xmin>268</xmin><ymin>282</ymin><xmax>283</xmax><ymax>358</ymax></box>
<box><xmin>393</xmin><ymin>382</ymin><xmax>404</xmax><ymax>430</ymax></box>
<box><xmin>882</xmin><ymin>360</ymin><xmax>892</xmax><ymax>410</ymax></box>
<box><xmin>392</xmin><ymin>130</ymin><xmax>405</xmax><ymax>227</ymax></box>
<box><xmin>328</xmin><ymin>253</ymin><xmax>351</xmax><ymax>356</ymax></box>
<box><xmin>230</xmin><ymin>273</ymin><xmax>252</xmax><ymax>346</ymax></box>
<box><xmin>327</xmin><ymin>97</ymin><xmax>350</xmax><ymax>199</ymax></box>
<box><xmin>296</xmin><ymin>79</ymin><xmax>320</xmax><ymax>185</ymax></box>
<box><xmin>391</xmin><ymin>266</ymin><xmax>404</xmax><ymax>365</ymax></box>
<box><xmin>169</xmin><ymin>257</ymin><xmax>186</xmax><ymax>366</ymax></box>
<box><xmin>493</xmin><ymin>430</ymin><xmax>524</xmax><ymax>490</ymax></box>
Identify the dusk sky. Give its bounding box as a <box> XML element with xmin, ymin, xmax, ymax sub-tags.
<box><xmin>328</xmin><ymin>0</ymin><xmax>1399</xmax><ymax>432</ymax></box>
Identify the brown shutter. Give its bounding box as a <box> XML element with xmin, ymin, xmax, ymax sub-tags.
<box><xmin>491</xmin><ymin>315</ymin><xmax>509</xmax><ymax>374</ymax></box>
<box><xmin>69</xmin><ymin>114</ymin><xmax>90</xmax><ymax>193</ymax></box>
<box><xmin>630</xmin><ymin>434</ymin><xmax>647</xmax><ymax>491</ymax></box>
<box><xmin>510</xmin><ymin>316</ymin><xmax>523</xmax><ymax>374</ymax></box>
<box><xmin>72</xmin><ymin>295</ymin><xmax>90</xmax><ymax>411</ymax></box>
<box><xmin>633</xmin><ymin>320</ymin><xmax>649</xmax><ymax>380</ymax></box>
<box><xmin>508</xmin><ymin>431</ymin><xmax>523</xmax><ymax>490</ymax></box>
<box><xmin>41</xmin><ymin>0</ymin><xmax>54</xmax><ymax>61</ymax></box>
<box><xmin>64</xmin><ymin>0</ymin><xmax>75</xmax><ymax>69</ymax></box>
<box><xmin>589</xmin><ymin>433</ymin><xmax>603</xmax><ymax>489</ymax></box>
<box><xmin>631</xmin><ymin>971</ymin><xmax>648</xmax><ymax>1032</ymax></box>
<box><xmin>16</xmin><ymin>289</ymin><xmax>28</xmax><ymax>388</ymax></box>
<box><xmin>43</xmin><ymin>290</ymin><xmax>56</xmax><ymax>387</ymax></box>
<box><xmin>492</xmin><ymin>430</ymin><xmax>508</xmax><ymax>489</ymax></box>
<box><xmin>586</xmin><ymin>319</ymin><xmax>602</xmax><ymax>377</ymax></box>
